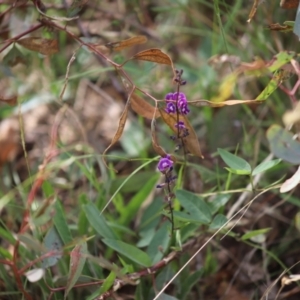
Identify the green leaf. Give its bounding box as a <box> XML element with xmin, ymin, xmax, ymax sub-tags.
<box><xmin>255</xmin><ymin>70</ymin><xmax>282</xmax><ymax>100</ymax></box>
<box><xmin>217</xmin><ymin>148</ymin><xmax>251</xmax><ymax>173</ymax></box>
<box><xmin>41</xmin><ymin>226</ymin><xmax>63</xmax><ymax>268</ymax></box>
<box><xmin>53</xmin><ymin>199</ymin><xmax>73</xmax><ymax>245</ymax></box>
<box><xmin>175</xmin><ymin>190</ymin><xmax>212</xmax><ymax>224</ymax></box>
<box><xmin>267</xmin><ymin>125</ymin><xmax>300</xmax><ymax>164</ymax></box>
<box><xmin>179</xmin><ymin>270</ymin><xmax>203</xmax><ymax>300</ymax></box>
<box><xmin>209</xmin><ymin>214</ymin><xmax>227</xmax><ymax>230</ymax></box>
<box><xmin>65</xmin><ymin>241</ymin><xmax>88</xmax><ymax>298</ymax></box>
<box><xmin>224</xmin><ymin>167</ymin><xmax>251</xmax><ymax>175</ymax></box>
<box><xmin>83</xmin><ymin>203</ymin><xmax>116</xmax><ymax>239</ymax></box>
<box><xmin>172</xmin><ymin>211</ymin><xmax>209</xmax><ymax>224</ymax></box>
<box><xmin>241</xmin><ymin>228</ymin><xmax>271</xmax><ymax>241</ymax></box>
<box><xmin>157</xmin><ymin>294</ymin><xmax>179</xmax><ymax>300</ymax></box>
<box><xmin>267</xmin><ymin>52</ymin><xmax>296</xmax><ymax>73</ymax></box>
<box><xmin>208</xmin><ymin>194</ymin><xmax>231</xmax><ymax>214</ymax></box>
<box><xmin>119</xmin><ymin>173</ymin><xmax>159</xmax><ymax>225</ymax></box>
<box><xmin>147</xmin><ymin>222</ymin><xmax>170</xmax><ymax>264</ymax></box>
<box><xmin>102</xmin><ymin>239</ymin><xmax>152</xmax><ymax>267</ymax></box>
<box><xmin>42</xmin><ymin>181</ymin><xmax>55</xmax><ymax>197</ymax></box>
<box><xmin>252</xmin><ymin>158</ymin><xmax>281</xmax><ymax>176</ymax></box>
<box><xmin>98</xmin><ymin>271</ymin><xmax>116</xmax><ymax>295</ymax></box>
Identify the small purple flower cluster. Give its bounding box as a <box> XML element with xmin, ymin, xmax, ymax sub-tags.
<box><xmin>157</xmin><ymin>154</ymin><xmax>173</xmax><ymax>173</ymax></box>
<box><xmin>157</xmin><ymin>154</ymin><xmax>177</xmax><ymax>188</ymax></box>
<box><xmin>165</xmin><ymin>92</ymin><xmax>190</xmax><ymax>115</ymax></box>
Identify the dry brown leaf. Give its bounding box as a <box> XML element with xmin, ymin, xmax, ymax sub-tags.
<box><xmin>103</xmin><ymin>101</ymin><xmax>130</xmax><ymax>165</ymax></box>
<box><xmin>267</xmin><ymin>23</ymin><xmax>294</xmax><ymax>31</ymax></box>
<box><xmin>189</xmin><ymin>99</ymin><xmax>261</xmax><ymax>107</ymax></box>
<box><xmin>280</xmin><ymin>0</ymin><xmax>299</xmax><ymax>9</ymax></box>
<box><xmin>105</xmin><ymin>36</ymin><xmax>147</xmax><ymax>51</ymax></box>
<box><xmin>238</xmin><ymin>57</ymin><xmax>266</xmax><ymax>73</ymax></box>
<box><xmin>247</xmin><ymin>0</ymin><xmax>261</xmax><ymax>23</ymax></box>
<box><xmin>17</xmin><ymin>37</ymin><xmax>59</xmax><ymax>55</ymax></box>
<box><xmin>151</xmin><ymin>119</ymin><xmax>167</xmax><ymax>157</ymax></box>
<box><xmin>0</xmin><ymin>94</ymin><xmax>18</xmax><ymax>106</ymax></box>
<box><xmin>130</xmin><ymin>94</ymin><xmax>160</xmax><ymax>119</ymax></box>
<box><xmin>133</xmin><ymin>48</ymin><xmax>172</xmax><ymax>65</ymax></box>
<box><xmin>159</xmin><ymin>109</ymin><xmax>203</xmax><ymax>158</ymax></box>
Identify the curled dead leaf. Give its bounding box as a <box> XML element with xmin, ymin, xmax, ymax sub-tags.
<box><xmin>267</xmin><ymin>23</ymin><xmax>293</xmax><ymax>32</ymax></box>
<box><xmin>131</xmin><ymin>94</ymin><xmax>160</xmax><ymax>119</ymax></box>
<box><xmin>105</xmin><ymin>36</ymin><xmax>147</xmax><ymax>51</ymax></box>
<box><xmin>17</xmin><ymin>37</ymin><xmax>59</xmax><ymax>55</ymax></box>
<box><xmin>132</xmin><ymin>48</ymin><xmax>173</xmax><ymax>65</ymax></box>
<box><xmin>102</xmin><ymin>100</ymin><xmax>130</xmax><ymax>167</ymax></box>
<box><xmin>151</xmin><ymin>119</ymin><xmax>167</xmax><ymax>157</ymax></box>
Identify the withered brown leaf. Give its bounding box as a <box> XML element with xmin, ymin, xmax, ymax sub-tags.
<box><xmin>151</xmin><ymin>119</ymin><xmax>168</xmax><ymax>157</ymax></box>
<box><xmin>105</xmin><ymin>36</ymin><xmax>147</xmax><ymax>51</ymax></box>
<box><xmin>133</xmin><ymin>48</ymin><xmax>172</xmax><ymax>65</ymax></box>
<box><xmin>130</xmin><ymin>94</ymin><xmax>160</xmax><ymax>119</ymax></box>
<box><xmin>17</xmin><ymin>37</ymin><xmax>59</xmax><ymax>55</ymax></box>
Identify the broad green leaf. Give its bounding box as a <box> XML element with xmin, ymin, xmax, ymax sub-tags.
<box><xmin>53</xmin><ymin>199</ymin><xmax>73</xmax><ymax>245</ymax></box>
<box><xmin>179</xmin><ymin>270</ymin><xmax>203</xmax><ymax>300</ymax></box>
<box><xmin>209</xmin><ymin>214</ymin><xmax>227</xmax><ymax>230</ymax></box>
<box><xmin>41</xmin><ymin>226</ymin><xmax>63</xmax><ymax>268</ymax></box>
<box><xmin>267</xmin><ymin>125</ymin><xmax>300</xmax><ymax>164</ymax></box>
<box><xmin>175</xmin><ymin>190</ymin><xmax>212</xmax><ymax>224</ymax></box>
<box><xmin>65</xmin><ymin>241</ymin><xmax>87</xmax><ymax>298</ymax></box>
<box><xmin>83</xmin><ymin>203</ymin><xmax>116</xmax><ymax>239</ymax></box>
<box><xmin>241</xmin><ymin>228</ymin><xmax>271</xmax><ymax>241</ymax></box>
<box><xmin>208</xmin><ymin>194</ymin><xmax>231</xmax><ymax>214</ymax></box>
<box><xmin>119</xmin><ymin>173</ymin><xmax>159</xmax><ymax>225</ymax></box>
<box><xmin>102</xmin><ymin>239</ymin><xmax>152</xmax><ymax>267</ymax></box>
<box><xmin>225</xmin><ymin>167</ymin><xmax>251</xmax><ymax>175</ymax></box>
<box><xmin>172</xmin><ymin>211</ymin><xmax>209</xmax><ymax>224</ymax></box>
<box><xmin>252</xmin><ymin>158</ymin><xmax>281</xmax><ymax>176</ymax></box>
<box><xmin>147</xmin><ymin>222</ymin><xmax>170</xmax><ymax>264</ymax></box>
<box><xmin>217</xmin><ymin>148</ymin><xmax>251</xmax><ymax>173</ymax></box>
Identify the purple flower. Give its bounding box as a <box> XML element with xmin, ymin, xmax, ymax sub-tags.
<box><xmin>157</xmin><ymin>154</ymin><xmax>173</xmax><ymax>173</ymax></box>
<box><xmin>165</xmin><ymin>93</ymin><xmax>174</xmax><ymax>101</ymax></box>
<box><xmin>174</xmin><ymin>92</ymin><xmax>186</xmax><ymax>103</ymax></box>
<box><xmin>164</xmin><ymin>92</ymin><xmax>190</xmax><ymax>115</ymax></box>
<box><xmin>175</xmin><ymin>121</ymin><xmax>185</xmax><ymax>129</ymax></box>
<box><xmin>165</xmin><ymin>102</ymin><xmax>176</xmax><ymax>114</ymax></box>
<box><xmin>179</xmin><ymin>104</ymin><xmax>190</xmax><ymax>115</ymax></box>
